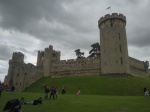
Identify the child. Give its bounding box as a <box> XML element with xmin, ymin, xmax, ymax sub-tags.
<box><xmin>77</xmin><ymin>89</ymin><xmax>81</xmax><ymax>95</ymax></box>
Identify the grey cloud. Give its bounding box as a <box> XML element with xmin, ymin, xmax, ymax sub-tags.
<box><xmin>0</xmin><ymin>66</ymin><xmax>7</xmax><ymax>74</ymax></box>
<box><xmin>0</xmin><ymin>0</ymin><xmax>98</xmax><ymax>44</ymax></box>
<box><xmin>128</xmin><ymin>29</ymin><xmax>150</xmax><ymax>47</ymax></box>
<box><xmin>0</xmin><ymin>44</ymin><xmax>16</xmax><ymax>60</ymax></box>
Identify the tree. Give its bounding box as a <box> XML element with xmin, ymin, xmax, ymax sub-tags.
<box><xmin>75</xmin><ymin>49</ymin><xmax>84</xmax><ymax>59</ymax></box>
<box><xmin>88</xmin><ymin>43</ymin><xmax>100</xmax><ymax>58</ymax></box>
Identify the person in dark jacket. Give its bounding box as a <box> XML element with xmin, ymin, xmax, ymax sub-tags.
<box><xmin>49</xmin><ymin>87</ymin><xmax>55</xmax><ymax>100</ymax></box>
<box><xmin>44</xmin><ymin>86</ymin><xmax>49</xmax><ymax>99</ymax></box>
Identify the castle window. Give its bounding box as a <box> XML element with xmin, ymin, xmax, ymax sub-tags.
<box><xmin>110</xmin><ymin>19</ymin><xmax>113</xmax><ymax>27</ymax></box>
<box><xmin>20</xmin><ymin>83</ymin><xmax>21</xmax><ymax>85</ymax></box>
<box><xmin>118</xmin><ymin>33</ymin><xmax>121</xmax><ymax>40</ymax></box>
<box><xmin>52</xmin><ymin>54</ymin><xmax>55</xmax><ymax>57</ymax></box>
<box><xmin>119</xmin><ymin>45</ymin><xmax>122</xmax><ymax>52</ymax></box>
<box><xmin>105</xmin><ymin>62</ymin><xmax>106</xmax><ymax>66</ymax></box>
<box><xmin>120</xmin><ymin>57</ymin><xmax>123</xmax><ymax>65</ymax></box>
<box><xmin>17</xmin><ymin>74</ymin><xmax>19</xmax><ymax>76</ymax></box>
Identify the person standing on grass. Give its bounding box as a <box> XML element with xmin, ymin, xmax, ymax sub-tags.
<box><xmin>77</xmin><ymin>89</ymin><xmax>81</xmax><ymax>95</ymax></box>
<box><xmin>54</xmin><ymin>87</ymin><xmax>58</xmax><ymax>99</ymax></box>
<box><xmin>49</xmin><ymin>86</ymin><xmax>55</xmax><ymax>100</ymax></box>
<box><xmin>44</xmin><ymin>86</ymin><xmax>49</xmax><ymax>99</ymax></box>
<box><xmin>144</xmin><ymin>86</ymin><xmax>149</xmax><ymax>97</ymax></box>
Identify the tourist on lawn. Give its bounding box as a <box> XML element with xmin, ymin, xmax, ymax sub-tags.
<box><xmin>49</xmin><ymin>87</ymin><xmax>55</xmax><ymax>100</ymax></box>
<box><xmin>24</xmin><ymin>97</ymin><xmax>42</xmax><ymax>105</ymax></box>
<box><xmin>77</xmin><ymin>89</ymin><xmax>81</xmax><ymax>95</ymax></box>
<box><xmin>44</xmin><ymin>86</ymin><xmax>49</xmax><ymax>99</ymax></box>
<box><xmin>54</xmin><ymin>87</ymin><xmax>58</xmax><ymax>99</ymax></box>
<box><xmin>144</xmin><ymin>87</ymin><xmax>149</xmax><ymax>97</ymax></box>
<box><xmin>62</xmin><ymin>86</ymin><xmax>66</xmax><ymax>94</ymax></box>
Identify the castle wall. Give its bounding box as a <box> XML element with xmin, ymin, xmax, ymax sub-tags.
<box><xmin>50</xmin><ymin>57</ymin><xmax>100</xmax><ymax>77</ymax></box>
<box><xmin>129</xmin><ymin>57</ymin><xmax>145</xmax><ymax>70</ymax></box>
<box><xmin>129</xmin><ymin>56</ymin><xmax>149</xmax><ymax>77</ymax></box>
<box><xmin>11</xmin><ymin>63</ymin><xmax>43</xmax><ymax>92</ymax></box>
<box><xmin>130</xmin><ymin>66</ymin><xmax>150</xmax><ymax>77</ymax></box>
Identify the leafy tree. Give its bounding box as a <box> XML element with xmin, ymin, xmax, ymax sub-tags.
<box><xmin>75</xmin><ymin>49</ymin><xmax>84</xmax><ymax>59</ymax></box>
<box><xmin>88</xmin><ymin>43</ymin><xmax>100</xmax><ymax>58</ymax></box>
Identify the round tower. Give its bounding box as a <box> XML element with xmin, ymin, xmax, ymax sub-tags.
<box><xmin>98</xmin><ymin>13</ymin><xmax>130</xmax><ymax>76</ymax></box>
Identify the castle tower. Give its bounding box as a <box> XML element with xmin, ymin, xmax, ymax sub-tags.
<box><xmin>7</xmin><ymin>52</ymin><xmax>24</xmax><ymax>86</ymax></box>
<box><xmin>42</xmin><ymin>45</ymin><xmax>60</xmax><ymax>77</ymax></box>
<box><xmin>98</xmin><ymin>13</ymin><xmax>130</xmax><ymax>75</ymax></box>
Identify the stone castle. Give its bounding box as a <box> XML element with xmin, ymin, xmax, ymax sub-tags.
<box><xmin>4</xmin><ymin>13</ymin><xmax>150</xmax><ymax>91</ymax></box>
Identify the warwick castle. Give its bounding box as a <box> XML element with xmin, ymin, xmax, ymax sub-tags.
<box><xmin>4</xmin><ymin>13</ymin><xmax>150</xmax><ymax>91</ymax></box>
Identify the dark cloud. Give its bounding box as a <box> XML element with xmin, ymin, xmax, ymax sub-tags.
<box><xmin>0</xmin><ymin>0</ymin><xmax>98</xmax><ymax>46</ymax></box>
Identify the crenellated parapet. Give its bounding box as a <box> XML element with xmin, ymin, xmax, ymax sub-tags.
<box><xmin>11</xmin><ymin>52</ymin><xmax>24</xmax><ymax>63</ymax></box>
<box><xmin>98</xmin><ymin>13</ymin><xmax>126</xmax><ymax>28</ymax></box>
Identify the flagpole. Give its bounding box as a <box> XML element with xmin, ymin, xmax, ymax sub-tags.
<box><xmin>110</xmin><ymin>7</ymin><xmax>112</xmax><ymax>15</ymax></box>
<box><xmin>106</xmin><ymin>6</ymin><xmax>111</xmax><ymax>15</ymax></box>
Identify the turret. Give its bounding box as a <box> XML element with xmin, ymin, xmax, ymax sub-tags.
<box><xmin>11</xmin><ymin>52</ymin><xmax>24</xmax><ymax>63</ymax></box>
<box><xmin>7</xmin><ymin>52</ymin><xmax>24</xmax><ymax>86</ymax></box>
<box><xmin>42</xmin><ymin>45</ymin><xmax>60</xmax><ymax>77</ymax></box>
<box><xmin>98</xmin><ymin>13</ymin><xmax>130</xmax><ymax>75</ymax></box>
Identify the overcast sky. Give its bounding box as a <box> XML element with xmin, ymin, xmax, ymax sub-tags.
<box><xmin>0</xmin><ymin>0</ymin><xmax>150</xmax><ymax>82</ymax></box>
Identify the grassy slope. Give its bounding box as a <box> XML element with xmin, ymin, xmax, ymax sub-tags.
<box><xmin>24</xmin><ymin>76</ymin><xmax>150</xmax><ymax>96</ymax></box>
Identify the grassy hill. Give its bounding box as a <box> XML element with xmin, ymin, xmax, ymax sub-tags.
<box><xmin>24</xmin><ymin>76</ymin><xmax>150</xmax><ymax>96</ymax></box>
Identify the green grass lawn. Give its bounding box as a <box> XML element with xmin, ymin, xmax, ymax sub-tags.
<box><xmin>0</xmin><ymin>92</ymin><xmax>150</xmax><ymax>112</ymax></box>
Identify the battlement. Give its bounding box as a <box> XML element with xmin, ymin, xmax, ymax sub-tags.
<box><xmin>44</xmin><ymin>45</ymin><xmax>53</xmax><ymax>51</ymax></box>
<box><xmin>98</xmin><ymin>13</ymin><xmax>126</xmax><ymax>27</ymax></box>
<box><xmin>11</xmin><ymin>52</ymin><xmax>24</xmax><ymax>63</ymax></box>
<box><xmin>57</xmin><ymin>57</ymin><xmax>99</xmax><ymax>64</ymax></box>
<box><xmin>13</xmin><ymin>52</ymin><xmax>24</xmax><ymax>57</ymax></box>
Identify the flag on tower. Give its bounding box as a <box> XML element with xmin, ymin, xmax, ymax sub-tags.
<box><xmin>106</xmin><ymin>6</ymin><xmax>111</xmax><ymax>10</ymax></box>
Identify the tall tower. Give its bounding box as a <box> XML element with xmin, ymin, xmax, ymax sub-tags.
<box><xmin>7</xmin><ymin>52</ymin><xmax>24</xmax><ymax>86</ymax></box>
<box><xmin>42</xmin><ymin>45</ymin><xmax>60</xmax><ymax>77</ymax></box>
<box><xmin>98</xmin><ymin>13</ymin><xmax>130</xmax><ymax>76</ymax></box>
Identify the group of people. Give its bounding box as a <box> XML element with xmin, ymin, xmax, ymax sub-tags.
<box><xmin>44</xmin><ymin>86</ymin><xmax>58</xmax><ymax>100</ymax></box>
